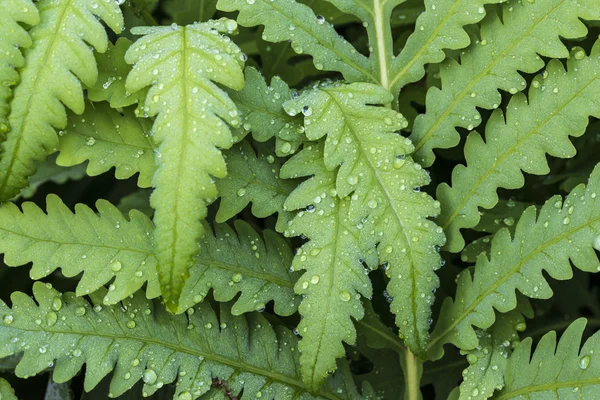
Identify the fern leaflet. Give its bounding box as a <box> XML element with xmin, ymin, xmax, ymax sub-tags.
<box><xmin>0</xmin><ymin>378</ymin><xmax>16</xmax><ymax>400</ymax></box>
<box><xmin>0</xmin><ymin>0</ymin><xmax>123</xmax><ymax>200</ymax></box>
<box><xmin>284</xmin><ymin>82</ymin><xmax>445</xmax><ymax>356</ymax></box>
<box><xmin>125</xmin><ymin>20</ymin><xmax>245</xmax><ymax>310</ymax></box>
<box><xmin>496</xmin><ymin>318</ymin><xmax>600</xmax><ymax>399</ymax></box>
<box><xmin>87</xmin><ymin>38</ymin><xmax>146</xmax><ymax>109</ymax></box>
<box><xmin>438</xmin><ymin>46</ymin><xmax>600</xmax><ymax>252</ymax></box>
<box><xmin>216</xmin><ymin>140</ymin><xmax>295</xmax><ymax>230</ymax></box>
<box><xmin>217</xmin><ymin>0</ymin><xmax>375</xmax><ymax>82</ymax></box>
<box><xmin>429</xmin><ymin>164</ymin><xmax>600</xmax><ymax>359</ymax></box>
<box><xmin>17</xmin><ymin>154</ymin><xmax>86</xmax><ymax>200</ymax></box>
<box><xmin>281</xmin><ymin>143</ymin><xmax>376</xmax><ymax>390</ymax></box>
<box><xmin>0</xmin><ymin>283</ymin><xmax>366</xmax><ymax>400</ymax></box>
<box><xmin>0</xmin><ymin>0</ymin><xmax>39</xmax><ymax>136</ymax></box>
<box><xmin>410</xmin><ymin>0</ymin><xmax>600</xmax><ymax>167</ymax></box>
<box><xmin>56</xmin><ymin>102</ymin><xmax>155</xmax><ymax>188</ymax></box>
<box><xmin>0</xmin><ymin>196</ymin><xmax>298</xmax><ymax>315</ymax></box>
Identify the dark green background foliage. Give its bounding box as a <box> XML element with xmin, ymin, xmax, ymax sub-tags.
<box><xmin>1</xmin><ymin>0</ymin><xmax>600</xmax><ymax>399</ymax></box>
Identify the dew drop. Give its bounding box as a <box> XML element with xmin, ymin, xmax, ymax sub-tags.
<box><xmin>52</xmin><ymin>297</ymin><xmax>62</xmax><ymax>311</ymax></box>
<box><xmin>3</xmin><ymin>315</ymin><xmax>13</xmax><ymax>325</ymax></box>
<box><xmin>74</xmin><ymin>307</ymin><xmax>86</xmax><ymax>317</ymax></box>
<box><xmin>127</xmin><ymin>320</ymin><xmax>136</xmax><ymax>329</ymax></box>
<box><xmin>310</xmin><ymin>275</ymin><xmax>320</xmax><ymax>284</ymax></box>
<box><xmin>110</xmin><ymin>260</ymin><xmax>122</xmax><ymax>272</ymax></box>
<box><xmin>579</xmin><ymin>355</ymin><xmax>591</xmax><ymax>370</ymax></box>
<box><xmin>143</xmin><ymin>369</ymin><xmax>158</xmax><ymax>384</ymax></box>
<box><xmin>46</xmin><ymin>312</ymin><xmax>58</xmax><ymax>327</ymax></box>
<box><xmin>339</xmin><ymin>291</ymin><xmax>351</xmax><ymax>302</ymax></box>
<box><xmin>237</xmin><ymin>188</ymin><xmax>246</xmax><ymax>197</ymax></box>
<box><xmin>232</xmin><ymin>273</ymin><xmax>243</xmax><ymax>283</ymax></box>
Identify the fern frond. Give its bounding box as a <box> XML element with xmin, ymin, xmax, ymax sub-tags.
<box><xmin>496</xmin><ymin>318</ymin><xmax>600</xmax><ymax>399</ymax></box>
<box><xmin>17</xmin><ymin>154</ymin><xmax>86</xmax><ymax>200</ymax></box>
<box><xmin>217</xmin><ymin>0</ymin><xmax>376</xmax><ymax>82</ymax></box>
<box><xmin>0</xmin><ymin>0</ymin><xmax>39</xmax><ymax>136</ymax></box>
<box><xmin>0</xmin><ymin>283</ymin><xmax>366</xmax><ymax>400</ymax></box>
<box><xmin>215</xmin><ymin>140</ymin><xmax>295</xmax><ymax>229</ymax></box>
<box><xmin>0</xmin><ymin>195</ymin><xmax>161</xmax><ymax>304</ymax></box>
<box><xmin>0</xmin><ymin>195</ymin><xmax>298</xmax><ymax>315</ymax></box>
<box><xmin>55</xmin><ymin>102</ymin><xmax>154</xmax><ymax>188</ymax></box>
<box><xmin>179</xmin><ymin>220</ymin><xmax>300</xmax><ymax>316</ymax></box>
<box><xmin>438</xmin><ymin>45</ymin><xmax>600</xmax><ymax>252</ymax></box>
<box><xmin>118</xmin><ymin>189</ymin><xmax>152</xmax><ymax>217</ymax></box>
<box><xmin>0</xmin><ymin>378</ymin><xmax>16</xmax><ymax>400</ymax></box>
<box><xmin>281</xmin><ymin>143</ymin><xmax>375</xmax><ymax>390</ymax></box>
<box><xmin>0</xmin><ymin>0</ymin><xmax>124</xmax><ymax>200</ymax></box>
<box><xmin>124</xmin><ymin>20</ymin><xmax>245</xmax><ymax>310</ymax></box>
<box><xmin>87</xmin><ymin>38</ymin><xmax>146</xmax><ymax>109</ymax></box>
<box><xmin>410</xmin><ymin>0</ymin><xmax>600</xmax><ymax>168</ymax></box>
<box><xmin>228</xmin><ymin>67</ymin><xmax>302</xmax><ymax>144</ymax></box>
<box><xmin>388</xmin><ymin>0</ymin><xmax>503</xmax><ymax>97</ymax></box>
<box><xmin>459</xmin><ymin>305</ymin><xmax>530</xmax><ymax>400</ymax></box>
<box><xmin>284</xmin><ymin>82</ymin><xmax>445</xmax><ymax>355</ymax></box>
<box><xmin>428</xmin><ymin>164</ymin><xmax>600</xmax><ymax>360</ymax></box>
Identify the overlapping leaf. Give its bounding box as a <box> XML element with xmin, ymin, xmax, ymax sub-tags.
<box><xmin>125</xmin><ymin>20</ymin><xmax>245</xmax><ymax>310</ymax></box>
<box><xmin>215</xmin><ymin>140</ymin><xmax>295</xmax><ymax>229</ymax></box>
<box><xmin>16</xmin><ymin>154</ymin><xmax>86</xmax><ymax>200</ymax></box>
<box><xmin>281</xmin><ymin>143</ymin><xmax>376</xmax><ymax>390</ymax></box>
<box><xmin>0</xmin><ymin>0</ymin><xmax>39</xmax><ymax>137</ymax></box>
<box><xmin>0</xmin><ymin>0</ymin><xmax>123</xmax><ymax>200</ymax></box>
<box><xmin>429</xmin><ymin>164</ymin><xmax>600</xmax><ymax>359</ymax></box>
<box><xmin>497</xmin><ymin>318</ymin><xmax>600</xmax><ymax>399</ymax></box>
<box><xmin>217</xmin><ymin>0</ymin><xmax>375</xmax><ymax>82</ymax></box>
<box><xmin>0</xmin><ymin>283</ymin><xmax>366</xmax><ymax>400</ymax></box>
<box><xmin>0</xmin><ymin>378</ymin><xmax>16</xmax><ymax>400</ymax></box>
<box><xmin>0</xmin><ymin>195</ymin><xmax>298</xmax><ymax>315</ymax></box>
<box><xmin>438</xmin><ymin>45</ymin><xmax>600</xmax><ymax>252</ymax></box>
<box><xmin>284</xmin><ymin>82</ymin><xmax>445</xmax><ymax>356</ymax></box>
<box><xmin>56</xmin><ymin>102</ymin><xmax>155</xmax><ymax>188</ymax></box>
<box><xmin>410</xmin><ymin>0</ymin><xmax>600</xmax><ymax>168</ymax></box>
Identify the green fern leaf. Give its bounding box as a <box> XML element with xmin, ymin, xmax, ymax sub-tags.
<box><xmin>55</xmin><ymin>102</ymin><xmax>155</xmax><ymax>188</ymax></box>
<box><xmin>281</xmin><ymin>142</ymin><xmax>376</xmax><ymax>390</ymax></box>
<box><xmin>228</xmin><ymin>67</ymin><xmax>302</xmax><ymax>144</ymax></box>
<box><xmin>215</xmin><ymin>140</ymin><xmax>295</xmax><ymax>228</ymax></box>
<box><xmin>0</xmin><ymin>0</ymin><xmax>123</xmax><ymax>200</ymax></box>
<box><xmin>118</xmin><ymin>189</ymin><xmax>152</xmax><ymax>218</ymax></box>
<box><xmin>0</xmin><ymin>195</ymin><xmax>161</xmax><ymax>304</ymax></box>
<box><xmin>438</xmin><ymin>46</ymin><xmax>600</xmax><ymax>253</ymax></box>
<box><xmin>0</xmin><ymin>282</ymin><xmax>365</xmax><ymax>400</ymax></box>
<box><xmin>428</xmin><ymin>164</ymin><xmax>600</xmax><ymax>360</ymax></box>
<box><xmin>87</xmin><ymin>38</ymin><xmax>147</xmax><ymax>109</ymax></box>
<box><xmin>459</xmin><ymin>305</ymin><xmax>531</xmax><ymax>399</ymax></box>
<box><xmin>496</xmin><ymin>318</ymin><xmax>600</xmax><ymax>399</ymax></box>
<box><xmin>388</xmin><ymin>0</ymin><xmax>504</xmax><ymax>97</ymax></box>
<box><xmin>17</xmin><ymin>154</ymin><xmax>86</xmax><ymax>200</ymax></box>
<box><xmin>0</xmin><ymin>0</ymin><xmax>39</xmax><ymax>136</ymax></box>
<box><xmin>179</xmin><ymin>220</ymin><xmax>300</xmax><ymax>316</ymax></box>
<box><xmin>410</xmin><ymin>0</ymin><xmax>600</xmax><ymax>168</ymax></box>
<box><xmin>0</xmin><ymin>378</ymin><xmax>17</xmax><ymax>400</ymax></box>
<box><xmin>0</xmin><ymin>195</ymin><xmax>297</xmax><ymax>315</ymax></box>
<box><xmin>217</xmin><ymin>0</ymin><xmax>376</xmax><ymax>82</ymax></box>
<box><xmin>124</xmin><ymin>20</ymin><xmax>245</xmax><ymax>310</ymax></box>
<box><xmin>284</xmin><ymin>82</ymin><xmax>445</xmax><ymax>355</ymax></box>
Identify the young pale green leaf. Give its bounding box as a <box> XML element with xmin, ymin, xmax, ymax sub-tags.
<box><xmin>281</xmin><ymin>143</ymin><xmax>376</xmax><ymax>390</ymax></box>
<box><xmin>410</xmin><ymin>0</ymin><xmax>600</xmax><ymax>168</ymax></box>
<box><xmin>215</xmin><ymin>140</ymin><xmax>295</xmax><ymax>229</ymax></box>
<box><xmin>459</xmin><ymin>305</ymin><xmax>531</xmax><ymax>400</ymax></box>
<box><xmin>178</xmin><ymin>220</ymin><xmax>300</xmax><ymax>316</ymax></box>
<box><xmin>388</xmin><ymin>0</ymin><xmax>504</xmax><ymax>97</ymax></box>
<box><xmin>428</xmin><ymin>164</ymin><xmax>600</xmax><ymax>360</ymax></box>
<box><xmin>125</xmin><ymin>20</ymin><xmax>245</xmax><ymax>310</ymax></box>
<box><xmin>0</xmin><ymin>195</ymin><xmax>297</xmax><ymax>315</ymax></box>
<box><xmin>56</xmin><ymin>102</ymin><xmax>155</xmax><ymax>188</ymax></box>
<box><xmin>496</xmin><ymin>318</ymin><xmax>600</xmax><ymax>399</ymax></box>
<box><xmin>16</xmin><ymin>154</ymin><xmax>86</xmax><ymax>200</ymax></box>
<box><xmin>284</xmin><ymin>82</ymin><xmax>445</xmax><ymax>356</ymax></box>
<box><xmin>0</xmin><ymin>0</ymin><xmax>123</xmax><ymax>200</ymax></box>
<box><xmin>87</xmin><ymin>38</ymin><xmax>146</xmax><ymax>109</ymax></box>
<box><xmin>228</xmin><ymin>67</ymin><xmax>303</xmax><ymax>144</ymax></box>
<box><xmin>0</xmin><ymin>378</ymin><xmax>17</xmax><ymax>400</ymax></box>
<box><xmin>0</xmin><ymin>0</ymin><xmax>39</xmax><ymax>136</ymax></box>
<box><xmin>0</xmin><ymin>283</ymin><xmax>366</xmax><ymax>400</ymax></box>
<box><xmin>217</xmin><ymin>0</ymin><xmax>376</xmax><ymax>82</ymax></box>
<box><xmin>0</xmin><ymin>195</ymin><xmax>161</xmax><ymax>304</ymax></box>
<box><xmin>438</xmin><ymin>46</ymin><xmax>600</xmax><ymax>252</ymax></box>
